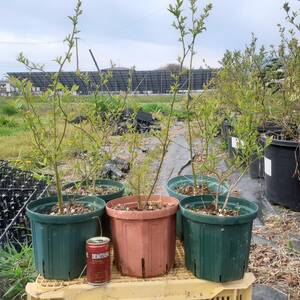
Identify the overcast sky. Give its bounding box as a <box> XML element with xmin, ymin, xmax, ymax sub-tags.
<box><xmin>0</xmin><ymin>0</ymin><xmax>297</xmax><ymax>78</ymax></box>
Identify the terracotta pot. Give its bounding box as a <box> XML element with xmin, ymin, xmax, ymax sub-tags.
<box><xmin>106</xmin><ymin>195</ymin><xmax>178</xmax><ymax>278</ymax></box>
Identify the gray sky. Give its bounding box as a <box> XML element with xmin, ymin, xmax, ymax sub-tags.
<box><xmin>0</xmin><ymin>0</ymin><xmax>295</xmax><ymax>78</ymax></box>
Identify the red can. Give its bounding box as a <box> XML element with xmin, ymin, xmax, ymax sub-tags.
<box><xmin>86</xmin><ymin>237</ymin><xmax>111</xmax><ymax>285</ymax></box>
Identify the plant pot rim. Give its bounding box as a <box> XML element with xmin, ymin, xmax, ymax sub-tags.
<box><xmin>167</xmin><ymin>174</ymin><xmax>219</xmax><ymax>183</ymax></box>
<box><xmin>106</xmin><ymin>195</ymin><xmax>179</xmax><ymax>220</ymax></box>
<box><xmin>180</xmin><ymin>195</ymin><xmax>258</xmax><ymax>225</ymax></box>
<box><xmin>166</xmin><ymin>175</ymin><xmax>228</xmax><ymax>198</ymax></box>
<box><xmin>257</xmin><ymin>121</ymin><xmax>282</xmax><ymax>133</ymax></box>
<box><xmin>63</xmin><ymin>178</ymin><xmax>124</xmax><ymax>193</ymax></box>
<box><xmin>26</xmin><ymin>195</ymin><xmax>106</xmax><ymax>224</ymax></box>
<box><xmin>261</xmin><ymin>135</ymin><xmax>300</xmax><ymax>148</ymax></box>
<box><xmin>269</xmin><ymin>138</ymin><xmax>299</xmax><ymax>148</ymax></box>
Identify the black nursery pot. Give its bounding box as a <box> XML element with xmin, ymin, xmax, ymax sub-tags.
<box><xmin>249</xmin><ymin>122</ymin><xmax>283</xmax><ymax>179</ymax></box>
<box><xmin>264</xmin><ymin>139</ymin><xmax>300</xmax><ymax>212</ymax></box>
<box><xmin>249</xmin><ymin>137</ymin><xmax>265</xmax><ymax>179</ymax></box>
<box><xmin>221</xmin><ymin>119</ymin><xmax>232</xmax><ymax>142</ymax></box>
<box><xmin>249</xmin><ymin>153</ymin><xmax>264</xmax><ymax>179</ymax></box>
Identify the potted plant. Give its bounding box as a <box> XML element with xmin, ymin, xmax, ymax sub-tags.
<box><xmin>167</xmin><ymin>2</ymin><xmax>269</xmax><ymax>281</ymax></box>
<box><xmin>263</xmin><ymin>2</ymin><xmax>300</xmax><ymax>211</ymax></box>
<box><xmin>105</xmin><ymin>0</ymin><xmax>215</xmax><ymax>278</ymax></box>
<box><xmin>215</xmin><ymin>37</ymin><xmax>281</xmax><ymax>176</ymax></box>
<box><xmin>105</xmin><ymin>63</ymin><xmax>182</xmax><ymax>277</ymax></box>
<box><xmin>166</xmin><ymin>90</ymin><xmax>228</xmax><ymax>239</ymax></box>
<box><xmin>179</xmin><ymin>87</ymin><xmax>264</xmax><ymax>281</ymax></box>
<box><xmin>64</xmin><ymin>69</ymin><xmax>126</xmax><ymax>203</ymax></box>
<box><xmin>62</xmin><ymin>70</ymin><xmax>127</xmax><ymax>236</ymax></box>
<box><xmin>11</xmin><ymin>1</ymin><xmax>106</xmax><ymax>280</ymax></box>
<box><xmin>166</xmin><ymin>0</ymin><xmax>228</xmax><ymax>240</ymax></box>
<box><xmin>106</xmin><ymin>98</ymin><xmax>179</xmax><ymax>277</ymax></box>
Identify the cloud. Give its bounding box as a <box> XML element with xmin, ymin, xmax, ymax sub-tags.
<box><xmin>0</xmin><ymin>0</ymin><xmax>297</xmax><ymax>78</ymax></box>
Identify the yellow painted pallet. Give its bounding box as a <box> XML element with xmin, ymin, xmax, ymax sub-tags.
<box><xmin>26</xmin><ymin>241</ymin><xmax>255</xmax><ymax>300</ymax></box>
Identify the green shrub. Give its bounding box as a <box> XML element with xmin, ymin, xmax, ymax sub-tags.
<box><xmin>94</xmin><ymin>95</ymin><xmax>123</xmax><ymax>113</ymax></box>
<box><xmin>139</xmin><ymin>103</ymin><xmax>170</xmax><ymax>113</ymax></box>
<box><xmin>138</xmin><ymin>102</ymin><xmax>188</xmax><ymax>120</ymax></box>
<box><xmin>0</xmin><ymin>116</ymin><xmax>17</xmax><ymax>128</ymax></box>
<box><xmin>0</xmin><ymin>117</ymin><xmax>24</xmax><ymax>136</ymax></box>
<box><xmin>1</xmin><ymin>103</ymin><xmax>18</xmax><ymax>116</ymax></box>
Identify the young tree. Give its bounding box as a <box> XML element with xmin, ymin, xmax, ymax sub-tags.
<box><xmin>10</xmin><ymin>1</ymin><xmax>83</xmax><ymax>213</ymax></box>
<box><xmin>169</xmin><ymin>0</ymin><xmax>213</xmax><ymax>192</ymax></box>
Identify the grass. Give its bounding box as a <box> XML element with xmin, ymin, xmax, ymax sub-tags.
<box><xmin>0</xmin><ymin>94</ymin><xmax>187</xmax><ymax>160</ymax></box>
<box><xmin>0</xmin><ymin>116</ymin><xmax>28</xmax><ymax>137</ymax></box>
<box><xmin>0</xmin><ymin>132</ymin><xmax>32</xmax><ymax>159</ymax></box>
<box><xmin>127</xmin><ymin>94</ymin><xmax>184</xmax><ymax>103</ymax></box>
<box><xmin>137</xmin><ymin>102</ymin><xmax>188</xmax><ymax>120</ymax></box>
<box><xmin>0</xmin><ymin>97</ymin><xmax>18</xmax><ymax>114</ymax></box>
<box><xmin>0</xmin><ymin>116</ymin><xmax>18</xmax><ymax>127</ymax></box>
<box><xmin>1</xmin><ymin>104</ymin><xmax>18</xmax><ymax>116</ymax></box>
<box><xmin>0</xmin><ymin>98</ymin><xmax>25</xmax><ymax>138</ymax></box>
<box><xmin>0</xmin><ymin>243</ymin><xmax>37</xmax><ymax>300</ymax></box>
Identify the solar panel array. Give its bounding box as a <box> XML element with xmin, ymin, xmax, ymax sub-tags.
<box><xmin>8</xmin><ymin>69</ymin><xmax>213</xmax><ymax>94</ymax></box>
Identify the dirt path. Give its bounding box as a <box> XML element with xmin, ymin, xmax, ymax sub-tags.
<box><xmin>154</xmin><ymin>122</ymin><xmax>191</xmax><ymax>194</ymax></box>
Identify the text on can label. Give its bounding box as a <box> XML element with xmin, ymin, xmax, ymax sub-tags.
<box><xmin>91</xmin><ymin>252</ymin><xmax>109</xmax><ymax>260</ymax></box>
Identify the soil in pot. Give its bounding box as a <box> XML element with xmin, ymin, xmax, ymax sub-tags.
<box><xmin>106</xmin><ymin>195</ymin><xmax>179</xmax><ymax>278</ymax></box>
<box><xmin>186</xmin><ymin>203</ymin><xmax>240</xmax><ymax>216</ymax></box>
<box><xmin>175</xmin><ymin>183</ymin><xmax>211</xmax><ymax>196</ymax></box>
<box><xmin>65</xmin><ymin>185</ymin><xmax>119</xmax><ymax>196</ymax></box>
<box><xmin>49</xmin><ymin>201</ymin><xmax>93</xmax><ymax>215</ymax></box>
<box><xmin>166</xmin><ymin>175</ymin><xmax>228</xmax><ymax>240</ymax></box>
<box><xmin>63</xmin><ymin>179</ymin><xmax>125</xmax><ymax>202</ymax></box>
<box><xmin>181</xmin><ymin>195</ymin><xmax>258</xmax><ymax>282</ymax></box>
<box><xmin>113</xmin><ymin>200</ymin><xmax>170</xmax><ymax>211</ymax></box>
<box><xmin>63</xmin><ymin>180</ymin><xmax>125</xmax><ymax>237</ymax></box>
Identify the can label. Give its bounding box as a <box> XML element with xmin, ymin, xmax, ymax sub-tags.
<box><xmin>86</xmin><ymin>237</ymin><xmax>111</xmax><ymax>284</ymax></box>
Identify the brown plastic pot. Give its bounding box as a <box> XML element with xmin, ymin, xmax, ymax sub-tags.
<box><xmin>106</xmin><ymin>195</ymin><xmax>179</xmax><ymax>278</ymax></box>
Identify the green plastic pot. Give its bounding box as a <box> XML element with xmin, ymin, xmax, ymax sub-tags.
<box><xmin>26</xmin><ymin>195</ymin><xmax>106</xmax><ymax>280</ymax></box>
<box><xmin>63</xmin><ymin>179</ymin><xmax>125</xmax><ymax>237</ymax></box>
<box><xmin>180</xmin><ymin>195</ymin><xmax>258</xmax><ymax>282</ymax></box>
<box><xmin>166</xmin><ymin>175</ymin><xmax>228</xmax><ymax>240</ymax></box>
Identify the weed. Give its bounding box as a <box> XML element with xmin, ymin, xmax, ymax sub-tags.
<box><xmin>0</xmin><ymin>116</ymin><xmax>18</xmax><ymax>128</ymax></box>
<box><xmin>0</xmin><ymin>243</ymin><xmax>37</xmax><ymax>300</ymax></box>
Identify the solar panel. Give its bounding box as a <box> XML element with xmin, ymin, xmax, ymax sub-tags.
<box><xmin>7</xmin><ymin>69</ymin><xmax>213</xmax><ymax>94</ymax></box>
